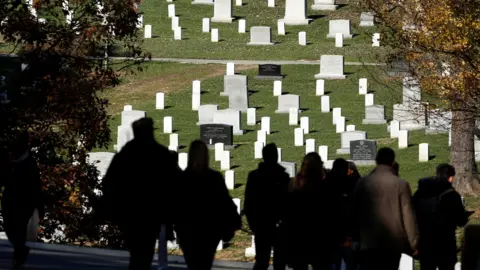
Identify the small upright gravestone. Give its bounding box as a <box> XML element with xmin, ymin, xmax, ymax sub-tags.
<box><xmin>276</xmin><ymin>94</ymin><xmax>300</xmax><ymax>113</ymax></box>
<box><xmin>200</xmin><ymin>124</ymin><xmax>234</xmax><ymax>149</ymax></box>
<box><xmin>211</xmin><ymin>29</ymin><xmax>219</xmax><ymax>42</ymax></box>
<box><xmin>314</xmin><ymin>55</ymin><xmax>346</xmax><ymax>79</ymax></box>
<box><xmin>311</xmin><ymin>0</ymin><xmax>338</xmax><ymax>10</ymax></box>
<box><xmin>255</xmin><ymin>64</ymin><xmax>283</xmax><ymax>80</ymax></box>
<box><xmin>359</xmin><ymin>12</ymin><xmax>375</xmax><ymax>27</ymax></box>
<box><xmin>192</xmin><ymin>0</ymin><xmax>214</xmax><ymax>5</ymax></box>
<box><xmin>327</xmin><ymin>20</ymin><xmax>353</xmax><ymax>39</ymax></box>
<box><xmin>336</xmin><ymin>131</ymin><xmax>367</xmax><ymax>154</ymax></box>
<box><xmin>350</xmin><ymin>140</ymin><xmax>377</xmax><ymax>166</ymax></box>
<box><xmin>247</xmin><ymin>27</ymin><xmax>274</xmax><ymax>45</ymax></box>
<box><xmin>281</xmin><ymin>0</ymin><xmax>310</xmax><ymax>25</ymax></box>
<box><xmin>213</xmin><ymin>109</ymin><xmax>244</xmax><ymax>135</ymax></box>
<box><xmin>197</xmin><ymin>104</ymin><xmax>218</xmax><ymax>125</ymax></box>
<box><xmin>277</xmin><ymin>21</ymin><xmax>286</xmax><ymax>35</ymax></box>
<box><xmin>211</xmin><ymin>0</ymin><xmax>233</xmax><ymax>22</ymax></box>
<box><xmin>222</xmin><ymin>75</ymin><xmax>247</xmax><ymax>96</ymax></box>
<box><xmin>202</xmin><ymin>18</ymin><xmax>210</xmax><ymax>33</ymax></box>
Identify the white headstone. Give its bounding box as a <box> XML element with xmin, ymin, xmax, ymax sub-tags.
<box><xmin>254</xmin><ymin>141</ymin><xmax>264</xmax><ymax>159</ymax></box>
<box><xmin>168</xmin><ymin>145</ymin><xmax>178</xmax><ymax>152</ymax></box>
<box><xmin>321</xmin><ymin>96</ymin><xmax>330</xmax><ymax>113</ymax></box>
<box><xmin>390</xmin><ymin>120</ymin><xmax>400</xmax><ymax>138</ymax></box>
<box><xmin>332</xmin><ymin>107</ymin><xmax>342</xmax><ymax>124</ymax></box>
<box><xmin>233</xmin><ymin>198</ymin><xmax>241</xmax><ymax>214</ymax></box>
<box><xmin>359</xmin><ymin>78</ymin><xmax>368</xmax><ymax>95</ymax></box>
<box><xmin>289</xmin><ymin>108</ymin><xmax>299</xmax><ymax>126</ymax></box>
<box><xmin>327</xmin><ymin>20</ymin><xmax>353</xmax><ymax>38</ymax></box>
<box><xmin>169</xmin><ymin>133</ymin><xmax>179</xmax><ymax>149</ymax></box>
<box><xmin>192</xmin><ymin>80</ymin><xmax>201</xmax><ymax>94</ymax></box>
<box><xmin>124</xmin><ymin>105</ymin><xmax>133</xmax><ymax>111</ymax></box>
<box><xmin>238</xmin><ymin>19</ymin><xmax>246</xmax><ymax>33</ymax></box>
<box><xmin>268</xmin><ymin>0</ymin><xmax>275</xmax><ymax>7</ymax></box>
<box><xmin>215</xmin><ymin>143</ymin><xmax>224</xmax><ymax>161</ymax></box>
<box><xmin>365</xmin><ymin>93</ymin><xmax>374</xmax><ymax>106</ymax></box>
<box><xmin>226</xmin><ymin>63</ymin><xmax>235</xmax><ymax>75</ymax></box>
<box><xmin>306</xmin><ymin>139</ymin><xmax>315</xmax><ymax>154</ymax></box>
<box><xmin>316</xmin><ymin>80</ymin><xmax>325</xmax><ymax>96</ymax></box>
<box><xmin>398</xmin><ymin>130</ymin><xmax>409</xmax><ymax>149</ymax></box>
<box><xmin>261</xmin><ymin>117</ymin><xmax>271</xmax><ymax>134</ymax></box>
<box><xmin>419</xmin><ymin>143</ymin><xmax>429</xmax><ymax>162</ymax></box>
<box><xmin>281</xmin><ymin>0</ymin><xmax>310</xmax><ymax>25</ymax></box>
<box><xmin>178</xmin><ymin>153</ymin><xmax>188</xmax><ymax>170</ymax></box>
<box><xmin>248</xmin><ymin>27</ymin><xmax>274</xmax><ymax>45</ymax></box>
<box><xmin>276</xmin><ymin>94</ymin><xmax>300</xmax><ymax>113</ymax></box>
<box><xmin>192</xmin><ymin>93</ymin><xmax>201</xmax><ymax>110</ymax></box>
<box><xmin>315</xmin><ymin>55</ymin><xmax>346</xmax><ymax>79</ymax></box>
<box><xmin>346</xmin><ymin>125</ymin><xmax>355</xmax><ymax>131</ymax></box>
<box><xmin>221</xmin><ymin>150</ymin><xmax>231</xmax><ymax>170</ymax></box>
<box><xmin>372</xmin><ymin>33</ymin><xmax>380</xmax><ymax>47</ymax></box>
<box><xmin>202</xmin><ymin>18</ymin><xmax>210</xmax><ymax>33</ymax></box>
<box><xmin>174</xmin><ymin>27</ymin><xmax>182</xmax><ymax>40</ymax></box>
<box><xmin>211</xmin><ymin>28</ymin><xmax>219</xmax><ymax>42</ymax></box>
<box><xmin>156</xmin><ymin>93</ymin><xmax>165</xmax><ymax>110</ymax></box>
<box><xmin>163</xmin><ymin>116</ymin><xmax>173</xmax><ymax>134</ymax></box>
<box><xmin>399</xmin><ymin>254</ymin><xmax>414</xmax><ymax>270</ymax></box>
<box><xmin>294</xmin><ymin>128</ymin><xmax>304</xmax><ymax>146</ymax></box>
<box><xmin>217</xmin><ymin>241</ymin><xmax>223</xmax><ymax>251</ymax></box>
<box><xmin>171</xmin><ymin>16</ymin><xmax>179</xmax><ymax>30</ymax></box>
<box><xmin>274</xmin><ymin>81</ymin><xmax>282</xmax><ymax>96</ymax></box>
<box><xmin>311</xmin><ymin>0</ymin><xmax>338</xmax><ymax>10</ymax></box>
<box><xmin>318</xmin><ymin>145</ymin><xmax>328</xmax><ymax>162</ymax></box>
<box><xmin>360</xmin><ymin>12</ymin><xmax>375</xmax><ymax>27</ymax></box>
<box><xmin>247</xmin><ymin>108</ymin><xmax>256</xmax><ymax>125</ymax></box>
<box><xmin>212</xmin><ymin>0</ymin><xmax>234</xmax><ymax>23</ymax></box>
<box><xmin>336</xmin><ymin>116</ymin><xmax>345</xmax><ymax>133</ymax></box>
<box><xmin>277</xmin><ymin>21</ymin><xmax>286</xmax><ymax>35</ymax></box>
<box><xmin>137</xmin><ymin>15</ymin><xmax>143</xmax><ymax>28</ymax></box>
<box><xmin>335</xmin><ymin>33</ymin><xmax>343</xmax><ymax>47</ymax></box>
<box><xmin>235</xmin><ymin>0</ymin><xmax>242</xmax><ymax>6</ymax></box>
<box><xmin>257</xmin><ymin>130</ymin><xmax>267</xmax><ymax>145</ymax></box>
<box><xmin>213</xmin><ymin>109</ymin><xmax>244</xmax><ymax>135</ymax></box>
<box><xmin>168</xmin><ymin>4</ymin><xmax>175</xmax><ymax>17</ymax></box>
<box><xmin>277</xmin><ymin>148</ymin><xmax>282</xmax><ymax>162</ymax></box>
<box><xmin>144</xmin><ymin>25</ymin><xmax>152</xmax><ymax>38</ymax></box>
<box><xmin>300</xmin><ymin>117</ymin><xmax>309</xmax><ymax>134</ymax></box>
<box><xmin>225</xmin><ymin>170</ymin><xmax>235</xmax><ymax>189</ymax></box>
<box><xmin>299</xmin><ymin>32</ymin><xmax>307</xmax><ymax>46</ymax></box>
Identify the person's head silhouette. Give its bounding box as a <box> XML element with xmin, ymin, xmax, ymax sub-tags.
<box><xmin>262</xmin><ymin>143</ymin><xmax>278</xmax><ymax>165</ymax></box>
<box><xmin>375</xmin><ymin>147</ymin><xmax>396</xmax><ymax>167</ymax></box>
<box><xmin>132</xmin><ymin>118</ymin><xmax>154</xmax><ymax>140</ymax></box>
<box><xmin>187</xmin><ymin>140</ymin><xmax>209</xmax><ymax>172</ymax></box>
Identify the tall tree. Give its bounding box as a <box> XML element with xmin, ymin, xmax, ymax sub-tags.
<box><xmin>361</xmin><ymin>0</ymin><xmax>480</xmax><ymax>194</ymax></box>
<box><xmin>0</xmin><ymin>0</ymin><xmax>146</xmax><ymax>245</ymax></box>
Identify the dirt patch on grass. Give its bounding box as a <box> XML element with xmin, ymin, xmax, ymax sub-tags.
<box><xmin>105</xmin><ymin>64</ymin><xmax>255</xmax><ymax>115</ymax></box>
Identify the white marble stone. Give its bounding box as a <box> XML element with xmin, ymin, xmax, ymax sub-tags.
<box><xmin>316</xmin><ymin>80</ymin><xmax>325</xmax><ymax>96</ymax></box>
<box><xmin>156</xmin><ymin>93</ymin><xmax>165</xmax><ymax>110</ymax></box>
<box><xmin>211</xmin><ymin>28</ymin><xmax>219</xmax><ymax>42</ymax></box>
<box><xmin>336</xmin><ymin>116</ymin><xmax>345</xmax><ymax>133</ymax></box>
<box><xmin>257</xmin><ymin>130</ymin><xmax>267</xmax><ymax>145</ymax></box>
<box><xmin>248</xmin><ymin>27</ymin><xmax>274</xmax><ymax>45</ymax></box>
<box><xmin>327</xmin><ymin>20</ymin><xmax>353</xmax><ymax>38</ymax></box>
<box><xmin>225</xmin><ymin>170</ymin><xmax>235</xmax><ymax>189</ymax></box>
<box><xmin>212</xmin><ymin>0</ymin><xmax>233</xmax><ymax>23</ymax></box>
<box><xmin>390</xmin><ymin>120</ymin><xmax>400</xmax><ymax>138</ymax></box>
<box><xmin>215</xmin><ymin>143</ymin><xmax>224</xmax><ymax>161</ymax></box>
<box><xmin>173</xmin><ymin>27</ymin><xmax>182</xmax><ymax>40</ymax></box>
<box><xmin>274</xmin><ymin>81</ymin><xmax>282</xmax><ymax>96</ymax></box>
<box><xmin>359</xmin><ymin>78</ymin><xmax>368</xmax><ymax>95</ymax></box>
<box><xmin>332</xmin><ymin>107</ymin><xmax>341</xmax><ymax>125</ymax></box>
<box><xmin>277</xmin><ymin>148</ymin><xmax>282</xmax><ymax>162</ymax></box>
<box><xmin>281</xmin><ymin>0</ymin><xmax>310</xmax><ymax>25</ymax></box>
<box><xmin>321</xmin><ymin>96</ymin><xmax>330</xmax><ymax>113</ymax></box>
<box><xmin>221</xmin><ymin>150</ymin><xmax>231</xmax><ymax>170</ymax></box>
<box><xmin>300</xmin><ymin>117</ymin><xmax>309</xmax><ymax>134</ymax></box>
<box><xmin>137</xmin><ymin>15</ymin><xmax>143</xmax><ymax>28</ymax></box>
<box><xmin>268</xmin><ymin>0</ymin><xmax>275</xmax><ymax>6</ymax></box>
<box><xmin>163</xmin><ymin>116</ymin><xmax>173</xmax><ymax>134</ymax></box>
<box><xmin>168</xmin><ymin>4</ymin><xmax>175</xmax><ymax>17</ymax></box>
<box><xmin>123</xmin><ymin>105</ymin><xmax>132</xmax><ymax>111</ymax></box>
<box><xmin>306</xmin><ymin>139</ymin><xmax>315</xmax><ymax>154</ymax></box>
<box><xmin>359</xmin><ymin>12</ymin><xmax>375</xmax><ymax>27</ymax></box>
<box><xmin>277</xmin><ymin>21</ymin><xmax>286</xmax><ymax>35</ymax></box>
<box><xmin>235</xmin><ymin>0</ymin><xmax>242</xmax><ymax>6</ymax></box>
<box><xmin>178</xmin><ymin>153</ymin><xmax>188</xmax><ymax>170</ymax></box>
<box><xmin>398</xmin><ymin>130</ymin><xmax>409</xmax><ymax>149</ymax></box>
<box><xmin>346</xmin><ymin>125</ymin><xmax>355</xmax><ymax>131</ymax></box>
<box><xmin>365</xmin><ymin>94</ymin><xmax>374</xmax><ymax>107</ymax></box>
<box><xmin>294</xmin><ymin>128</ymin><xmax>304</xmax><ymax>146</ymax></box>
<box><xmin>171</xmin><ymin>16</ymin><xmax>179</xmax><ymax>30</ymax></box>
<box><xmin>261</xmin><ymin>117</ymin><xmax>271</xmax><ymax>134</ymax></box>
<box><xmin>226</xmin><ymin>63</ymin><xmax>235</xmax><ymax>75</ymax></box>
<box><xmin>299</xmin><ymin>32</ymin><xmax>307</xmax><ymax>46</ymax></box>
<box><xmin>192</xmin><ymin>80</ymin><xmax>201</xmax><ymax>94</ymax></box>
<box><xmin>144</xmin><ymin>25</ymin><xmax>152</xmax><ymax>38</ymax></box>
<box><xmin>372</xmin><ymin>33</ymin><xmax>380</xmax><ymax>47</ymax></box>
<box><xmin>254</xmin><ymin>141</ymin><xmax>264</xmax><ymax>159</ymax></box>
<box><xmin>311</xmin><ymin>0</ymin><xmax>338</xmax><ymax>10</ymax></box>
<box><xmin>289</xmin><ymin>108</ymin><xmax>299</xmax><ymax>126</ymax></box>
<box><xmin>419</xmin><ymin>143</ymin><xmax>429</xmax><ymax>162</ymax></box>
<box><xmin>192</xmin><ymin>0</ymin><xmax>214</xmax><ymax>5</ymax></box>
<box><xmin>247</xmin><ymin>108</ymin><xmax>256</xmax><ymax>125</ymax></box>
<box><xmin>169</xmin><ymin>133</ymin><xmax>179</xmax><ymax>149</ymax></box>
<box><xmin>335</xmin><ymin>33</ymin><xmax>343</xmax><ymax>47</ymax></box>
<box><xmin>192</xmin><ymin>93</ymin><xmax>201</xmax><ymax>110</ymax></box>
<box><xmin>318</xmin><ymin>145</ymin><xmax>328</xmax><ymax>162</ymax></box>
<box><xmin>202</xmin><ymin>18</ymin><xmax>210</xmax><ymax>33</ymax></box>
<box><xmin>315</xmin><ymin>55</ymin><xmax>346</xmax><ymax>79</ymax></box>
<box><xmin>238</xmin><ymin>19</ymin><xmax>246</xmax><ymax>33</ymax></box>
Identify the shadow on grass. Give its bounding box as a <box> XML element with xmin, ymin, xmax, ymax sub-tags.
<box><xmin>337</xmin><ymin>4</ymin><xmax>348</xmax><ymax>10</ymax></box>
<box><xmin>252</xmin><ymin>106</ymin><xmax>263</xmax><ymax>110</ymax></box>
<box><xmin>231</xmin><ymin>165</ymin><xmax>240</xmax><ymax>170</ymax></box>
<box><xmin>201</xmin><ymin>90</ymin><xmax>209</xmax><ymax>94</ymax></box>
<box><xmin>165</xmin><ymin>105</ymin><xmax>174</xmax><ymax>109</ymax></box>
<box><xmin>234</xmin><ymin>183</ymin><xmax>243</xmax><ymax>189</ymax></box>
<box><xmin>429</xmin><ymin>155</ymin><xmax>437</xmax><ymax>161</ymax></box>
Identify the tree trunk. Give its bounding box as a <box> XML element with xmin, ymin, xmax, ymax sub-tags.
<box><xmin>450</xmin><ymin>110</ymin><xmax>480</xmax><ymax>195</ymax></box>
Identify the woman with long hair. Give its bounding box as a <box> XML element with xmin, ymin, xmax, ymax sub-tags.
<box><xmin>286</xmin><ymin>153</ymin><xmax>339</xmax><ymax>270</ymax></box>
<box><xmin>174</xmin><ymin>140</ymin><xmax>241</xmax><ymax>270</ymax></box>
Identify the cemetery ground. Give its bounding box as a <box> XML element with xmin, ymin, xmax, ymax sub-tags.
<box><xmin>100</xmin><ymin>61</ymin><xmax>480</xmax><ymax>261</ymax></box>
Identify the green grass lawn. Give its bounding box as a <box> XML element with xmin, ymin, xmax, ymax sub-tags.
<box><xmin>133</xmin><ymin>0</ymin><xmax>389</xmax><ymax>61</ymax></box>
<box><xmin>100</xmin><ymin>61</ymin><xmax>473</xmax><ymax>260</ymax></box>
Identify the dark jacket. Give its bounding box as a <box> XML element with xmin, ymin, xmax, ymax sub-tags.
<box><xmin>174</xmin><ymin>168</ymin><xmax>241</xmax><ymax>244</ymax></box>
<box><xmin>101</xmin><ymin>138</ymin><xmax>176</xmax><ymax>227</ymax></box>
<box><xmin>1</xmin><ymin>151</ymin><xmax>44</xmax><ymax>220</ymax></box>
<box><xmin>285</xmin><ymin>176</ymin><xmax>339</xmax><ymax>264</ymax></box>
<box><xmin>354</xmin><ymin>165</ymin><xmax>418</xmax><ymax>255</ymax></box>
<box><xmin>413</xmin><ymin>177</ymin><xmax>469</xmax><ymax>261</ymax></box>
<box><xmin>244</xmin><ymin>162</ymin><xmax>290</xmax><ymax>233</ymax></box>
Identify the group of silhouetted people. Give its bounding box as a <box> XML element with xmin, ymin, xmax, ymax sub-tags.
<box><xmin>0</xmin><ymin>117</ymin><xmax>473</xmax><ymax>270</ymax></box>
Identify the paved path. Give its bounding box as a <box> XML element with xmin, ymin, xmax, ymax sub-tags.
<box><xmin>0</xmin><ymin>240</ymin><xmax>258</xmax><ymax>270</ymax></box>
<box><xmin>0</xmin><ymin>53</ymin><xmax>385</xmax><ymax>66</ymax></box>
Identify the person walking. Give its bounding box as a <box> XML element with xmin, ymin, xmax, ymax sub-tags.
<box><xmin>285</xmin><ymin>152</ymin><xmax>339</xmax><ymax>270</ymax></box>
<box><xmin>1</xmin><ymin>132</ymin><xmax>44</xmax><ymax>269</ymax></box>
<box><xmin>413</xmin><ymin>164</ymin><xmax>472</xmax><ymax>270</ymax></box>
<box><xmin>354</xmin><ymin>147</ymin><xmax>418</xmax><ymax>270</ymax></box>
<box><xmin>174</xmin><ymin>140</ymin><xmax>241</xmax><ymax>270</ymax></box>
<box><xmin>244</xmin><ymin>143</ymin><xmax>290</xmax><ymax>270</ymax></box>
<box><xmin>101</xmin><ymin>118</ymin><xmax>177</xmax><ymax>270</ymax></box>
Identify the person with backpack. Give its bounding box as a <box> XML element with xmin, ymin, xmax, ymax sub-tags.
<box><xmin>413</xmin><ymin>164</ymin><xmax>472</xmax><ymax>270</ymax></box>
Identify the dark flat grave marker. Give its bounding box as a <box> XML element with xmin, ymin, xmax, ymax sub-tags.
<box><xmin>200</xmin><ymin>124</ymin><xmax>235</xmax><ymax>149</ymax></box>
<box><xmin>350</xmin><ymin>139</ymin><xmax>376</xmax><ymax>166</ymax></box>
<box><xmin>255</xmin><ymin>64</ymin><xmax>284</xmax><ymax>80</ymax></box>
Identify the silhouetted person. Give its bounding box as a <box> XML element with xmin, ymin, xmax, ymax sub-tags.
<box><xmin>286</xmin><ymin>153</ymin><xmax>338</xmax><ymax>270</ymax></box>
<box><xmin>328</xmin><ymin>158</ymin><xmax>356</xmax><ymax>270</ymax></box>
<box><xmin>244</xmin><ymin>143</ymin><xmax>290</xmax><ymax>270</ymax></box>
<box><xmin>354</xmin><ymin>147</ymin><xmax>418</xmax><ymax>270</ymax></box>
<box><xmin>174</xmin><ymin>140</ymin><xmax>241</xmax><ymax>270</ymax></box>
<box><xmin>102</xmin><ymin>118</ymin><xmax>176</xmax><ymax>270</ymax></box>
<box><xmin>1</xmin><ymin>132</ymin><xmax>44</xmax><ymax>269</ymax></box>
<box><xmin>413</xmin><ymin>164</ymin><xmax>471</xmax><ymax>270</ymax></box>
